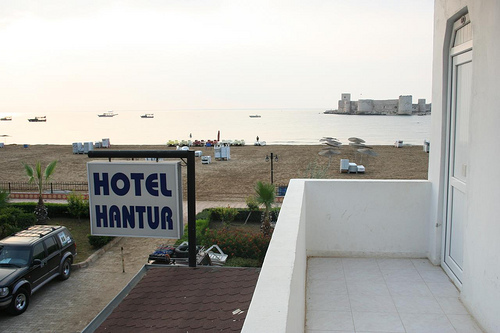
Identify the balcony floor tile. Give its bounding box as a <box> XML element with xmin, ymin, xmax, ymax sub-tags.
<box><xmin>306</xmin><ymin>258</ymin><xmax>484</xmax><ymax>333</ymax></box>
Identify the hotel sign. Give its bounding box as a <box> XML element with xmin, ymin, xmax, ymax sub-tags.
<box><xmin>87</xmin><ymin>161</ymin><xmax>183</xmax><ymax>239</ymax></box>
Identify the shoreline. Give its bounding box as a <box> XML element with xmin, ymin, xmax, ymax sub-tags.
<box><xmin>0</xmin><ymin>144</ymin><xmax>429</xmax><ymax>201</ymax></box>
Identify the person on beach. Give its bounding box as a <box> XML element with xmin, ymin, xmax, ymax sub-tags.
<box><xmin>256</xmin><ymin>136</ymin><xmax>259</xmax><ymax>142</ymax></box>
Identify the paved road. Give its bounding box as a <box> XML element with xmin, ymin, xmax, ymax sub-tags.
<box><xmin>0</xmin><ymin>201</ymin><xmax>249</xmax><ymax>333</ymax></box>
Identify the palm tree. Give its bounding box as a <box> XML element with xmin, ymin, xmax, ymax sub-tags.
<box><xmin>254</xmin><ymin>181</ymin><xmax>275</xmax><ymax>236</ymax></box>
<box><xmin>23</xmin><ymin>160</ymin><xmax>57</xmax><ymax>224</ymax></box>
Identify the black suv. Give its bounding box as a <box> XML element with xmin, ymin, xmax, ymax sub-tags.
<box><xmin>0</xmin><ymin>225</ymin><xmax>77</xmax><ymax>315</ymax></box>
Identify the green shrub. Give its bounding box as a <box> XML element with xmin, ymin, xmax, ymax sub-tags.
<box><xmin>45</xmin><ymin>203</ymin><xmax>70</xmax><ymax>218</ymax></box>
<box><xmin>175</xmin><ymin>218</ymin><xmax>210</xmax><ymax>245</ymax></box>
<box><xmin>202</xmin><ymin>229</ymin><xmax>272</xmax><ymax>263</ymax></box>
<box><xmin>8</xmin><ymin>202</ymin><xmax>68</xmax><ymax>218</ymax></box>
<box><xmin>8</xmin><ymin>202</ymin><xmax>36</xmax><ymax>214</ymax></box>
<box><xmin>67</xmin><ymin>192</ymin><xmax>89</xmax><ymax>219</ymax></box>
<box><xmin>225</xmin><ymin>257</ymin><xmax>261</xmax><ymax>267</ymax></box>
<box><xmin>0</xmin><ymin>207</ymin><xmax>36</xmax><ymax>238</ymax></box>
<box><xmin>245</xmin><ymin>196</ymin><xmax>259</xmax><ymax>211</ymax></box>
<box><xmin>88</xmin><ymin>235</ymin><xmax>114</xmax><ymax>249</ymax></box>
<box><xmin>17</xmin><ymin>212</ymin><xmax>37</xmax><ymax>230</ymax></box>
<box><xmin>195</xmin><ymin>209</ymin><xmax>211</xmax><ymax>220</ymax></box>
<box><xmin>209</xmin><ymin>206</ymin><xmax>239</xmax><ymax>227</ymax></box>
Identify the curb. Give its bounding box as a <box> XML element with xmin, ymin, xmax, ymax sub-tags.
<box><xmin>72</xmin><ymin>237</ymin><xmax>123</xmax><ymax>270</ymax></box>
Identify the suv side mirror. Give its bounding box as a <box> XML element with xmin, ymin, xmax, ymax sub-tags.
<box><xmin>32</xmin><ymin>259</ymin><xmax>42</xmax><ymax>267</ymax></box>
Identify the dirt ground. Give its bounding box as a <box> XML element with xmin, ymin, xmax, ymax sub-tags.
<box><xmin>0</xmin><ymin>143</ymin><xmax>429</xmax><ymax>201</ymax></box>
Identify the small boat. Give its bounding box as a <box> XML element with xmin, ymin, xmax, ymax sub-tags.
<box><xmin>0</xmin><ymin>116</ymin><xmax>12</xmax><ymax>121</ymax></box>
<box><xmin>140</xmin><ymin>113</ymin><xmax>154</xmax><ymax>118</ymax></box>
<box><xmin>98</xmin><ymin>111</ymin><xmax>118</xmax><ymax>117</ymax></box>
<box><xmin>249</xmin><ymin>115</ymin><xmax>261</xmax><ymax>118</ymax></box>
<box><xmin>28</xmin><ymin>116</ymin><xmax>46</xmax><ymax>122</ymax></box>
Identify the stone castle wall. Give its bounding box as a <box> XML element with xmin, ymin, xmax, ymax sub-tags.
<box><xmin>335</xmin><ymin>93</ymin><xmax>431</xmax><ymax>115</ymax></box>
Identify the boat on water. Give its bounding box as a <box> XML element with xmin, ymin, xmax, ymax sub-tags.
<box><xmin>1</xmin><ymin>116</ymin><xmax>12</xmax><ymax>121</ymax></box>
<box><xmin>140</xmin><ymin>113</ymin><xmax>154</xmax><ymax>118</ymax></box>
<box><xmin>249</xmin><ymin>115</ymin><xmax>261</xmax><ymax>118</ymax></box>
<box><xmin>28</xmin><ymin>116</ymin><xmax>46</xmax><ymax>122</ymax></box>
<box><xmin>98</xmin><ymin>111</ymin><xmax>118</xmax><ymax>117</ymax></box>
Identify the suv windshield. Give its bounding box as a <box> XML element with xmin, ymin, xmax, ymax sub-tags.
<box><xmin>0</xmin><ymin>245</ymin><xmax>31</xmax><ymax>267</ymax></box>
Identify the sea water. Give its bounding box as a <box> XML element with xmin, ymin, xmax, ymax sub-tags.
<box><xmin>0</xmin><ymin>109</ymin><xmax>431</xmax><ymax>146</ymax></box>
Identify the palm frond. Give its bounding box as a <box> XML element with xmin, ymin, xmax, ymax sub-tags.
<box><xmin>23</xmin><ymin>163</ymin><xmax>35</xmax><ymax>183</ymax></box>
<box><xmin>35</xmin><ymin>162</ymin><xmax>42</xmax><ymax>179</ymax></box>
<box><xmin>44</xmin><ymin>160</ymin><xmax>58</xmax><ymax>180</ymax></box>
<box><xmin>254</xmin><ymin>181</ymin><xmax>275</xmax><ymax>210</ymax></box>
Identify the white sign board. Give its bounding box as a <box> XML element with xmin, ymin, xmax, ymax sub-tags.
<box><xmin>87</xmin><ymin>161</ymin><xmax>183</xmax><ymax>238</ymax></box>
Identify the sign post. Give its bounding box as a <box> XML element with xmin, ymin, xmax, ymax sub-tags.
<box><xmin>88</xmin><ymin>150</ymin><xmax>197</xmax><ymax>267</ymax></box>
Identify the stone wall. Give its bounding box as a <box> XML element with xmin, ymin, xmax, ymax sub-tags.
<box><xmin>333</xmin><ymin>93</ymin><xmax>431</xmax><ymax>115</ymax></box>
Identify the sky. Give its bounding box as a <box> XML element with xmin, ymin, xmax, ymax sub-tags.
<box><xmin>0</xmin><ymin>0</ymin><xmax>434</xmax><ymax>113</ymax></box>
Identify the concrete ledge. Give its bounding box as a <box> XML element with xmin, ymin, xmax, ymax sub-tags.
<box><xmin>72</xmin><ymin>237</ymin><xmax>123</xmax><ymax>270</ymax></box>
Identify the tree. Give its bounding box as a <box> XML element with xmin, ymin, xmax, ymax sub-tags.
<box><xmin>254</xmin><ymin>181</ymin><xmax>275</xmax><ymax>236</ymax></box>
<box><xmin>23</xmin><ymin>160</ymin><xmax>57</xmax><ymax>224</ymax></box>
<box><xmin>0</xmin><ymin>189</ymin><xmax>9</xmax><ymax>209</ymax></box>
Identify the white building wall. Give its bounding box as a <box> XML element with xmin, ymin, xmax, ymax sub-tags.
<box><xmin>305</xmin><ymin>180</ymin><xmax>430</xmax><ymax>257</ymax></box>
<box><xmin>242</xmin><ymin>180</ymin><xmax>307</xmax><ymax>333</ymax></box>
<box><xmin>430</xmin><ymin>0</ymin><xmax>500</xmax><ymax>331</ymax></box>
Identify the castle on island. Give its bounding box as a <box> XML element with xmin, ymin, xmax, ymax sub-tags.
<box><xmin>325</xmin><ymin>93</ymin><xmax>431</xmax><ymax>115</ymax></box>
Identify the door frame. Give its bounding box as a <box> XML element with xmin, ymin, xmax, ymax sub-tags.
<box><xmin>441</xmin><ymin>13</ymin><xmax>473</xmax><ymax>289</ymax></box>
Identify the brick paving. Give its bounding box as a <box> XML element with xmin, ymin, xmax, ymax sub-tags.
<box><xmin>0</xmin><ymin>201</ymin><xmax>250</xmax><ymax>333</ymax></box>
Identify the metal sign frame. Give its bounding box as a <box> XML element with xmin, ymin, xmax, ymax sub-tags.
<box><xmin>88</xmin><ymin>150</ymin><xmax>197</xmax><ymax>267</ymax></box>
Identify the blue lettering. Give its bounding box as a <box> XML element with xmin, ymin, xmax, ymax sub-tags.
<box><xmin>147</xmin><ymin>206</ymin><xmax>160</xmax><ymax>229</ymax></box>
<box><xmin>109</xmin><ymin>205</ymin><xmax>121</xmax><ymax>227</ymax></box>
<box><xmin>146</xmin><ymin>174</ymin><xmax>158</xmax><ymax>196</ymax></box>
<box><xmin>159</xmin><ymin>174</ymin><xmax>172</xmax><ymax>197</ymax></box>
<box><xmin>93</xmin><ymin>173</ymin><xmax>109</xmax><ymax>195</ymax></box>
<box><xmin>130</xmin><ymin>173</ymin><xmax>144</xmax><ymax>195</ymax></box>
<box><xmin>136</xmin><ymin>206</ymin><xmax>146</xmax><ymax>229</ymax></box>
<box><xmin>95</xmin><ymin>205</ymin><xmax>108</xmax><ymax>227</ymax></box>
<box><xmin>122</xmin><ymin>206</ymin><xmax>135</xmax><ymax>228</ymax></box>
<box><xmin>161</xmin><ymin>206</ymin><xmax>173</xmax><ymax>230</ymax></box>
<box><xmin>111</xmin><ymin>173</ymin><xmax>130</xmax><ymax>196</ymax></box>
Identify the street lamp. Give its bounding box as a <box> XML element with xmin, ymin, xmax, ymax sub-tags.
<box><xmin>265</xmin><ymin>153</ymin><xmax>278</xmax><ymax>184</ymax></box>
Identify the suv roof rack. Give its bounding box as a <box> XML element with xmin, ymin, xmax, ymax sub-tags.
<box><xmin>15</xmin><ymin>225</ymin><xmax>63</xmax><ymax>238</ymax></box>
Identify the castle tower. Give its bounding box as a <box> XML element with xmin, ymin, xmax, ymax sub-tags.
<box><xmin>398</xmin><ymin>95</ymin><xmax>412</xmax><ymax>115</ymax></box>
<box><xmin>418</xmin><ymin>99</ymin><xmax>426</xmax><ymax>113</ymax></box>
<box><xmin>338</xmin><ymin>93</ymin><xmax>351</xmax><ymax>113</ymax></box>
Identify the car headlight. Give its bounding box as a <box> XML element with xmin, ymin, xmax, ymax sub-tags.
<box><xmin>0</xmin><ymin>287</ymin><xmax>9</xmax><ymax>297</ymax></box>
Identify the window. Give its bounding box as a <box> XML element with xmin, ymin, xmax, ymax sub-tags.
<box><xmin>32</xmin><ymin>243</ymin><xmax>46</xmax><ymax>260</ymax></box>
<box><xmin>44</xmin><ymin>237</ymin><xmax>59</xmax><ymax>256</ymax></box>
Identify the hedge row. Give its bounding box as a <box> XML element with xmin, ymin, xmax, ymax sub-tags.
<box><xmin>197</xmin><ymin>207</ymin><xmax>280</xmax><ymax>224</ymax></box>
<box><xmin>10</xmin><ymin>202</ymin><xmax>70</xmax><ymax>218</ymax></box>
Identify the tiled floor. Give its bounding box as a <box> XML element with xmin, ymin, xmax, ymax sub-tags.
<box><xmin>306</xmin><ymin>258</ymin><xmax>483</xmax><ymax>333</ymax></box>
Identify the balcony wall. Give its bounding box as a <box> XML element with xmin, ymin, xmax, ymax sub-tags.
<box><xmin>305</xmin><ymin>180</ymin><xmax>431</xmax><ymax>258</ymax></box>
<box><xmin>243</xmin><ymin>179</ymin><xmax>432</xmax><ymax>333</ymax></box>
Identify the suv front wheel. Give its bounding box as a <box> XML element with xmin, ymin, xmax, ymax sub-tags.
<box><xmin>8</xmin><ymin>288</ymin><xmax>29</xmax><ymax>315</ymax></box>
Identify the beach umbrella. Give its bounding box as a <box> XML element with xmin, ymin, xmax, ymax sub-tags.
<box><xmin>357</xmin><ymin>148</ymin><xmax>378</xmax><ymax>156</ymax></box>
<box><xmin>348</xmin><ymin>137</ymin><xmax>365</xmax><ymax>143</ymax></box>
<box><xmin>357</xmin><ymin>148</ymin><xmax>378</xmax><ymax>164</ymax></box>
<box><xmin>325</xmin><ymin>141</ymin><xmax>342</xmax><ymax>147</ymax></box>
<box><xmin>319</xmin><ymin>148</ymin><xmax>341</xmax><ymax>169</ymax></box>
<box><xmin>319</xmin><ymin>148</ymin><xmax>341</xmax><ymax>156</ymax></box>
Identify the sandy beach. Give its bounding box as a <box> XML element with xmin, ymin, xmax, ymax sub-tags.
<box><xmin>0</xmin><ymin>144</ymin><xmax>428</xmax><ymax>201</ymax></box>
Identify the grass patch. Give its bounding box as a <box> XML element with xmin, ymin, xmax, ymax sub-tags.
<box><xmin>51</xmin><ymin>217</ymin><xmax>93</xmax><ymax>263</ymax></box>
